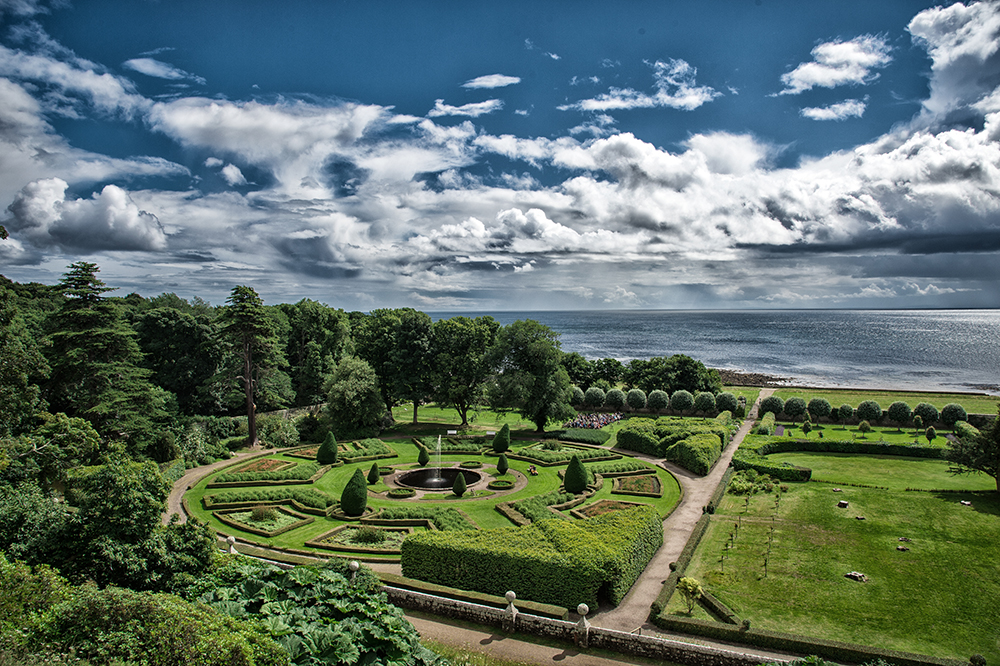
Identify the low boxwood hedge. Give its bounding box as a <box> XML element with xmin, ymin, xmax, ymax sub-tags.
<box><xmin>376</xmin><ymin>506</ymin><xmax>477</xmax><ymax>531</ymax></box>
<box><xmin>204</xmin><ymin>487</ymin><xmax>335</xmax><ymax>510</ymax></box>
<box><xmin>401</xmin><ymin>505</ymin><xmax>662</xmax><ymax>608</ymax></box>
<box><xmin>552</xmin><ymin>428</ymin><xmax>612</xmax><ymax>445</ymax></box>
<box><xmin>214</xmin><ymin>461</ymin><xmax>320</xmax><ymax>484</ymax></box>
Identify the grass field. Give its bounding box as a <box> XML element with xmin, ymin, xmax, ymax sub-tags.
<box><xmin>765</xmin><ymin>452</ymin><xmax>996</xmax><ymax>491</ymax></box>
<box><xmin>184</xmin><ymin>436</ymin><xmax>681</xmax><ymax>556</ymax></box>
<box><xmin>683</xmin><ymin>479</ymin><xmax>1000</xmax><ymax>661</ymax></box>
<box><xmin>772</xmin><ymin>388</ymin><xmax>999</xmax><ymax>416</ymax></box>
<box><xmin>765</xmin><ymin>422</ymin><xmax>951</xmax><ymax>445</ymax></box>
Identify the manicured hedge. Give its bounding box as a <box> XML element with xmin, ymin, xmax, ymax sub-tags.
<box><xmin>955</xmin><ymin>421</ymin><xmax>980</xmax><ymax>441</ymax></box>
<box><xmin>664</xmin><ymin>433</ymin><xmax>722</xmax><ymax>476</ymax></box>
<box><xmin>759</xmin><ymin>438</ymin><xmax>945</xmax><ymax>459</ymax></box>
<box><xmin>755</xmin><ymin>412</ymin><xmax>776</xmax><ymax>436</ymax></box>
<box><xmin>511</xmin><ymin>445</ymin><xmax>617</xmax><ymax>465</ymax></box>
<box><xmin>341</xmin><ymin>438</ymin><xmax>395</xmax><ymax>461</ymax></box>
<box><xmin>586</xmin><ymin>459</ymin><xmax>650</xmax><ymax>475</ymax></box>
<box><xmin>214</xmin><ymin>461</ymin><xmax>320</xmax><ymax>483</ymax></box>
<box><xmin>376</xmin><ymin>506</ymin><xmax>476</xmax><ymax>531</ymax></box>
<box><xmin>509</xmin><ymin>491</ymin><xmax>579</xmax><ymax>523</ymax></box>
<box><xmin>554</xmin><ymin>428</ymin><xmax>612</xmax><ymax>445</ymax></box>
<box><xmin>205</xmin><ymin>487</ymin><xmax>335</xmax><ymax>509</ymax></box>
<box><xmin>731</xmin><ymin>452</ymin><xmax>813</xmax><ymax>482</ymax></box>
<box><xmin>615</xmin><ymin>417</ymin><xmax>730</xmax><ymax>462</ymax></box>
<box><xmin>401</xmin><ymin>506</ymin><xmax>662</xmax><ymax>608</ymax></box>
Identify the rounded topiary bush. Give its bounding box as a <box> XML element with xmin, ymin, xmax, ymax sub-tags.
<box><xmin>670</xmin><ymin>390</ymin><xmax>694</xmax><ymax>413</ymax></box>
<box><xmin>941</xmin><ymin>403</ymin><xmax>967</xmax><ymax>428</ymax></box>
<box><xmin>626</xmin><ymin>388</ymin><xmax>647</xmax><ymax>411</ymax></box>
<box><xmin>887</xmin><ymin>401</ymin><xmax>912</xmax><ymax>429</ymax></box>
<box><xmin>341</xmin><ymin>468</ymin><xmax>369</xmax><ymax>516</ymax></box>
<box><xmin>564</xmin><ymin>454</ymin><xmax>588</xmax><ymax>494</ymax></box>
<box><xmin>856</xmin><ymin>400</ymin><xmax>882</xmax><ymax>423</ymax></box>
<box><xmin>647</xmin><ymin>390</ymin><xmax>669</xmax><ymax>412</ymax></box>
<box><xmin>913</xmin><ymin>402</ymin><xmax>939</xmax><ymax>425</ymax></box>
<box><xmin>317</xmin><ymin>432</ymin><xmax>339</xmax><ymax>465</ymax></box>
<box><xmin>571</xmin><ymin>386</ymin><xmax>586</xmax><ymax>407</ymax></box>
<box><xmin>808</xmin><ymin>397</ymin><xmax>832</xmax><ymax>421</ymax></box>
<box><xmin>460</xmin><ymin>460</ymin><xmax>483</xmax><ymax>468</ymax></box>
<box><xmin>492</xmin><ymin>424</ymin><xmax>510</xmax><ymax>453</ymax></box>
<box><xmin>488</xmin><ymin>479</ymin><xmax>514</xmax><ymax>490</ymax></box>
<box><xmin>604</xmin><ymin>388</ymin><xmax>626</xmax><ymax>410</ymax></box>
<box><xmin>584</xmin><ymin>386</ymin><xmax>606</xmax><ymax>409</ymax></box>
<box><xmin>496</xmin><ymin>453</ymin><xmax>509</xmax><ymax>475</ymax></box>
<box><xmin>784</xmin><ymin>397</ymin><xmax>807</xmax><ymax>421</ymax></box>
<box><xmin>759</xmin><ymin>395</ymin><xmax>784</xmax><ymax>417</ymax></box>
<box><xmin>838</xmin><ymin>403</ymin><xmax>854</xmax><ymax>424</ymax></box>
<box><xmin>694</xmin><ymin>391</ymin><xmax>716</xmax><ymax>414</ymax></box>
<box><xmin>715</xmin><ymin>392</ymin><xmax>738</xmax><ymax>414</ymax></box>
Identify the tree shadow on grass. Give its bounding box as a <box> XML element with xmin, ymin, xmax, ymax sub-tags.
<box><xmin>929</xmin><ymin>490</ymin><xmax>1000</xmax><ymax>517</ymax></box>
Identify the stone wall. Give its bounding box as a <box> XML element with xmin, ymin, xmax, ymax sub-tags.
<box><xmin>385</xmin><ymin>587</ymin><xmax>775</xmax><ymax>666</ymax></box>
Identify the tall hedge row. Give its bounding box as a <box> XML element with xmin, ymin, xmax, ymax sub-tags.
<box><xmin>400</xmin><ymin>506</ymin><xmax>662</xmax><ymax>608</ymax></box>
<box><xmin>664</xmin><ymin>433</ymin><xmax>723</xmax><ymax>476</ymax></box>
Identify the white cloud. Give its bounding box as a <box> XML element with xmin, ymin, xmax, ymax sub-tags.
<box><xmin>220</xmin><ymin>163</ymin><xmax>247</xmax><ymax>186</ymax></box>
<box><xmin>428</xmin><ymin>98</ymin><xmax>503</xmax><ymax>117</ymax></box>
<box><xmin>462</xmin><ymin>74</ymin><xmax>520</xmax><ymax>89</ymax></box>
<box><xmin>559</xmin><ymin>59</ymin><xmax>719</xmax><ymax>112</ymax></box>
<box><xmin>204</xmin><ymin>157</ymin><xmax>223</xmax><ymax>168</ymax></box>
<box><xmin>779</xmin><ymin>35</ymin><xmax>892</xmax><ymax>95</ymax></box>
<box><xmin>801</xmin><ymin>98</ymin><xmax>867</xmax><ymax>121</ymax></box>
<box><xmin>683</xmin><ymin>132</ymin><xmax>772</xmax><ymax>175</ymax></box>
<box><xmin>5</xmin><ymin>178</ymin><xmax>167</xmax><ymax>251</ymax></box>
<box><xmin>123</xmin><ymin>57</ymin><xmax>206</xmax><ymax>85</ymax></box>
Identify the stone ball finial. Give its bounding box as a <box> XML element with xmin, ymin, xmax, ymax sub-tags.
<box><xmin>505</xmin><ymin>591</ymin><xmax>516</xmax><ymax>603</ymax></box>
<box><xmin>577</xmin><ymin>603</ymin><xmax>589</xmax><ymax>617</ymax></box>
<box><xmin>349</xmin><ymin>560</ymin><xmax>360</xmax><ymax>572</ymax></box>
<box><xmin>226</xmin><ymin>535</ymin><xmax>236</xmax><ymax>545</ymax></box>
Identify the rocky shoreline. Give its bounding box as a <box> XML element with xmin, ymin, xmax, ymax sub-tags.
<box><xmin>716</xmin><ymin>369</ymin><xmax>791</xmax><ymax>387</ymax></box>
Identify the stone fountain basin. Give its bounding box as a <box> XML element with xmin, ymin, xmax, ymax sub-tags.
<box><xmin>396</xmin><ymin>467</ymin><xmax>483</xmax><ymax>490</ymax></box>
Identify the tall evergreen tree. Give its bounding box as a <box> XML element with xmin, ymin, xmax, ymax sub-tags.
<box><xmin>44</xmin><ymin>263</ymin><xmax>165</xmax><ymax>454</ymax></box>
<box><xmin>0</xmin><ymin>284</ymin><xmax>48</xmax><ymax>436</ymax></box>
<box><xmin>219</xmin><ymin>286</ymin><xmax>279</xmax><ymax>448</ymax></box>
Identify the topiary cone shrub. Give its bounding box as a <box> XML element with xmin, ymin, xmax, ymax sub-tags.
<box><xmin>564</xmin><ymin>454</ymin><xmax>588</xmax><ymax>494</ymax></box>
<box><xmin>317</xmin><ymin>432</ymin><xmax>339</xmax><ymax>465</ymax></box>
<box><xmin>417</xmin><ymin>446</ymin><xmax>430</xmax><ymax>466</ymax></box>
<box><xmin>341</xmin><ymin>468</ymin><xmax>368</xmax><ymax>516</ymax></box>
<box><xmin>497</xmin><ymin>453</ymin><xmax>509</xmax><ymax>476</ymax></box>
<box><xmin>367</xmin><ymin>462</ymin><xmax>380</xmax><ymax>484</ymax></box>
<box><xmin>492</xmin><ymin>424</ymin><xmax>510</xmax><ymax>453</ymax></box>
<box><xmin>452</xmin><ymin>472</ymin><xmax>467</xmax><ymax>497</ymax></box>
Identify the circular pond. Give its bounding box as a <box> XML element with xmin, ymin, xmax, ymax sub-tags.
<box><xmin>396</xmin><ymin>467</ymin><xmax>483</xmax><ymax>490</ymax></box>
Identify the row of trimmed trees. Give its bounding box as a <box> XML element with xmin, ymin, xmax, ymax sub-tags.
<box><xmin>571</xmin><ymin>386</ymin><xmax>744</xmax><ymax>416</ymax></box>
<box><xmin>758</xmin><ymin>395</ymin><xmax>970</xmax><ymax>430</ymax></box>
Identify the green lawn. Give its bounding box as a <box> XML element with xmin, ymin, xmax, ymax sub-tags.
<box><xmin>723</xmin><ymin>386</ymin><xmax>762</xmax><ymax>406</ymax></box>
<box><xmin>184</xmin><ymin>436</ymin><xmax>680</xmax><ymax>555</ymax></box>
<box><xmin>765</xmin><ymin>452</ymin><xmax>996</xmax><ymax>491</ymax></box>
<box><xmin>768</xmin><ymin>422</ymin><xmax>951</xmax><ymax>446</ymax></box>
<box><xmin>683</xmin><ymin>483</ymin><xmax>1000</xmax><ymax>661</ymax></box>
<box><xmin>772</xmin><ymin>388</ymin><xmax>999</xmax><ymax>416</ymax></box>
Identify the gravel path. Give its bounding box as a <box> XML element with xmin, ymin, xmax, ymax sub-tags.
<box><xmin>162</xmin><ymin>447</ymin><xmax>276</xmax><ymax>525</ymax></box>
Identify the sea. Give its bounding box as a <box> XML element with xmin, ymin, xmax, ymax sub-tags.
<box><xmin>428</xmin><ymin>310</ymin><xmax>1000</xmax><ymax>395</ymax></box>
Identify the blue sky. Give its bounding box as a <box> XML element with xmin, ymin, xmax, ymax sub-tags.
<box><xmin>1</xmin><ymin>0</ymin><xmax>999</xmax><ymax>310</ymax></box>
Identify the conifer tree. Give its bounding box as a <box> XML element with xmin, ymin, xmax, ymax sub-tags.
<box><xmin>496</xmin><ymin>453</ymin><xmax>509</xmax><ymax>476</ymax></box>
<box><xmin>492</xmin><ymin>424</ymin><xmax>510</xmax><ymax>453</ymax></box>
<box><xmin>316</xmin><ymin>432</ymin><xmax>338</xmax><ymax>465</ymax></box>
<box><xmin>564</xmin><ymin>454</ymin><xmax>588</xmax><ymax>494</ymax></box>
<box><xmin>367</xmin><ymin>462</ymin><xmax>380</xmax><ymax>484</ymax></box>
<box><xmin>452</xmin><ymin>471</ymin><xmax>467</xmax><ymax>497</ymax></box>
<box><xmin>341</xmin><ymin>468</ymin><xmax>368</xmax><ymax>516</ymax></box>
<box><xmin>417</xmin><ymin>445</ymin><xmax>430</xmax><ymax>467</ymax></box>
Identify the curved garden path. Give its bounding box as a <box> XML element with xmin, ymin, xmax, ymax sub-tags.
<box><xmin>163</xmin><ymin>446</ymin><xmax>276</xmax><ymax>525</ymax></box>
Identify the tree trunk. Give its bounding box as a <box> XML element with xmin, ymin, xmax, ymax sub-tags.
<box><xmin>244</xmin><ymin>341</ymin><xmax>258</xmax><ymax>448</ymax></box>
<box><xmin>459</xmin><ymin>405</ymin><xmax>468</xmax><ymax>426</ymax></box>
<box><xmin>412</xmin><ymin>400</ymin><xmax>419</xmax><ymax>424</ymax></box>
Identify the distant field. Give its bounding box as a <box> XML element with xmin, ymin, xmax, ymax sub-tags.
<box><xmin>765</xmin><ymin>452</ymin><xmax>996</xmax><ymax>491</ymax></box>
<box><xmin>772</xmin><ymin>388</ymin><xmax>999</xmax><ymax>415</ymax></box>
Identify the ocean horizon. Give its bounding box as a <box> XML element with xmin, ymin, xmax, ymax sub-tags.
<box><xmin>428</xmin><ymin>309</ymin><xmax>1000</xmax><ymax>395</ymax></box>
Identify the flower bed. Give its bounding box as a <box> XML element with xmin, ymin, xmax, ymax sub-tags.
<box><xmin>612</xmin><ymin>474</ymin><xmax>663</xmax><ymax>497</ymax></box>
<box><xmin>305</xmin><ymin>525</ymin><xmax>412</xmax><ymax>553</ymax></box>
<box><xmin>388</xmin><ymin>488</ymin><xmax>416</xmax><ymax>499</ymax></box>
<box><xmin>574</xmin><ymin>499</ymin><xmax>649</xmax><ymax>518</ymax></box>
<box><xmin>214</xmin><ymin>506</ymin><xmax>314</xmax><ymax>537</ymax></box>
<box><xmin>233</xmin><ymin>458</ymin><xmax>296</xmax><ymax>474</ymax></box>
<box><xmin>460</xmin><ymin>461</ymin><xmax>483</xmax><ymax>469</ymax></box>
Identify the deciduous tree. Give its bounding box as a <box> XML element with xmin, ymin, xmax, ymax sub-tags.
<box><xmin>431</xmin><ymin>315</ymin><xmax>500</xmax><ymax>425</ymax></box>
<box><xmin>946</xmin><ymin>407</ymin><xmax>1000</xmax><ymax>492</ymax></box>
<box><xmin>887</xmin><ymin>401</ymin><xmax>912</xmax><ymax>431</ymax></box>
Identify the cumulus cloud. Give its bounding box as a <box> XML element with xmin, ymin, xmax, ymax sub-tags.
<box><xmin>220</xmin><ymin>163</ymin><xmax>247</xmax><ymax>186</ymax></box>
<box><xmin>462</xmin><ymin>74</ymin><xmax>520</xmax><ymax>89</ymax></box>
<box><xmin>428</xmin><ymin>98</ymin><xmax>504</xmax><ymax>117</ymax></box>
<box><xmin>801</xmin><ymin>98</ymin><xmax>867</xmax><ymax>120</ymax></box>
<box><xmin>5</xmin><ymin>178</ymin><xmax>167</xmax><ymax>251</ymax></box>
<box><xmin>908</xmin><ymin>1</ymin><xmax>1000</xmax><ymax>124</ymax></box>
<box><xmin>123</xmin><ymin>57</ymin><xmax>206</xmax><ymax>85</ymax></box>
<box><xmin>779</xmin><ymin>35</ymin><xmax>891</xmax><ymax>95</ymax></box>
<box><xmin>559</xmin><ymin>59</ymin><xmax>719</xmax><ymax>112</ymax></box>
<box><xmin>204</xmin><ymin>157</ymin><xmax>223</xmax><ymax>168</ymax></box>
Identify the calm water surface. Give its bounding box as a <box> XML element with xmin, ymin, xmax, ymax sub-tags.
<box><xmin>429</xmin><ymin>310</ymin><xmax>1000</xmax><ymax>394</ymax></box>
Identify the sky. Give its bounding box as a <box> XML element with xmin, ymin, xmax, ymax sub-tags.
<box><xmin>1</xmin><ymin>0</ymin><xmax>999</xmax><ymax>310</ymax></box>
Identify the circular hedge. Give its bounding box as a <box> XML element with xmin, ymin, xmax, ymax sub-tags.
<box><xmin>460</xmin><ymin>461</ymin><xmax>483</xmax><ymax>469</ymax></box>
<box><xmin>488</xmin><ymin>479</ymin><xmax>514</xmax><ymax>490</ymax></box>
<box><xmin>378</xmin><ymin>466</ymin><xmax>394</xmax><ymax>475</ymax></box>
<box><xmin>387</xmin><ymin>487</ymin><xmax>416</xmax><ymax>499</ymax></box>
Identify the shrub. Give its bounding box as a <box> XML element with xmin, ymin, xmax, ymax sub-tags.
<box><xmin>492</xmin><ymin>424</ymin><xmax>510</xmax><ymax>453</ymax></box>
<box><xmin>784</xmin><ymin>397</ymin><xmax>807</xmax><ymax>422</ymax></box>
<box><xmin>856</xmin><ymin>400</ymin><xmax>882</xmax><ymax>423</ymax></box>
<box><xmin>541</xmin><ymin>440</ymin><xmax>563</xmax><ymax>451</ymax></box>
<box><xmin>417</xmin><ymin>446</ymin><xmax>430</xmax><ymax>466</ymax></box>
<box><xmin>207</xmin><ymin>487</ymin><xmax>335</xmax><ymax>509</ymax></box>
<box><xmin>838</xmin><ymin>403</ymin><xmax>854</xmax><ymax>424</ymax></box>
<box><xmin>496</xmin><ymin>454</ymin><xmax>509</xmax><ymax>475</ymax></box>
<box><xmin>694</xmin><ymin>392</ymin><xmax>716</xmax><ymax>414</ymax></box>
<box><xmin>294</xmin><ymin>412</ymin><xmax>324</xmax><ymax>443</ymax></box>
<box><xmin>670</xmin><ymin>390</ymin><xmax>694</xmax><ymax>413</ymax></box>
<box><xmin>256</xmin><ymin>414</ymin><xmax>300</xmax><ymax>448</ymax></box>
<box><xmin>452</xmin><ymin>472</ymin><xmax>467</xmax><ymax>497</ymax></box>
<box><xmin>887</xmin><ymin>401</ymin><xmax>912</xmax><ymax>430</ymax></box>
<box><xmin>378</xmin><ymin>506</ymin><xmax>475</xmax><ymax>530</ymax></box>
<box><xmin>955</xmin><ymin>421</ymin><xmax>980</xmax><ymax>441</ymax></box>
<box><xmin>715</xmin><ymin>392</ymin><xmax>738</xmax><ymax>414</ymax></box>
<box><xmin>677</xmin><ymin>576</ymin><xmax>703</xmax><ymax>614</ymax></box>
<box><xmin>913</xmin><ymin>402</ymin><xmax>939</xmax><ymax>425</ymax></box>
<box><xmin>570</xmin><ymin>386</ymin><xmax>585</xmax><ymax>406</ymax></box>
<box><xmin>556</xmin><ymin>428</ymin><xmax>612</xmax><ymax>445</ymax></box>
<box><xmin>489</xmin><ymin>479</ymin><xmax>514</xmax><ymax>490</ymax></box>
<box><xmin>604</xmin><ymin>388</ymin><xmax>626</xmax><ymax>410</ymax></box>
<box><xmin>858</xmin><ymin>420</ymin><xmax>871</xmax><ymax>437</ymax></box>
<box><xmin>807</xmin><ymin>397</ymin><xmax>832</xmax><ymax>421</ymax></box>
<box><xmin>214</xmin><ymin>461</ymin><xmax>320</xmax><ymax>483</ymax></box>
<box><xmin>626</xmin><ymin>388</ymin><xmax>647</xmax><ymax>411</ymax></box>
<box><xmin>340</xmin><ymin>468</ymin><xmax>368</xmax><ymax>516</ymax></box>
<box><xmin>250</xmin><ymin>506</ymin><xmax>278</xmax><ymax>523</ymax></box>
<box><xmin>387</xmin><ymin>488</ymin><xmax>415</xmax><ymax>499</ymax></box>
<box><xmin>647</xmin><ymin>390</ymin><xmax>670</xmax><ymax>411</ymax></box>
<box><xmin>756</xmin><ymin>412</ymin><xmax>776</xmax><ymax>436</ymax></box>
<box><xmin>913</xmin><ymin>415</ymin><xmax>923</xmax><ymax>432</ymax></box>
<box><xmin>584</xmin><ymin>387</ymin><xmax>606</xmax><ymax>409</ymax></box>
<box><xmin>354</xmin><ymin>526</ymin><xmax>387</xmax><ymax>544</ymax></box>
<box><xmin>317</xmin><ymin>432</ymin><xmax>339</xmax><ymax>465</ymax></box>
<box><xmin>665</xmin><ymin>433</ymin><xmax>722</xmax><ymax>476</ymax></box>
<box><xmin>759</xmin><ymin>395</ymin><xmax>784</xmax><ymax>417</ymax></box>
<box><xmin>941</xmin><ymin>403</ymin><xmax>967</xmax><ymax>429</ymax></box>
<box><xmin>925</xmin><ymin>426</ymin><xmax>936</xmax><ymax>444</ymax></box>
<box><xmin>367</xmin><ymin>462</ymin><xmax>380</xmax><ymax>484</ymax></box>
<box><xmin>564</xmin><ymin>455</ymin><xmax>589</xmax><ymax>493</ymax></box>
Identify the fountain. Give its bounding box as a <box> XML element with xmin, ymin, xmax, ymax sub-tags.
<box><xmin>397</xmin><ymin>467</ymin><xmax>483</xmax><ymax>490</ymax></box>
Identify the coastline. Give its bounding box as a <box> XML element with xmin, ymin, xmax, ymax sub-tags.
<box><xmin>716</xmin><ymin>368</ymin><xmax>999</xmax><ymax>396</ymax></box>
